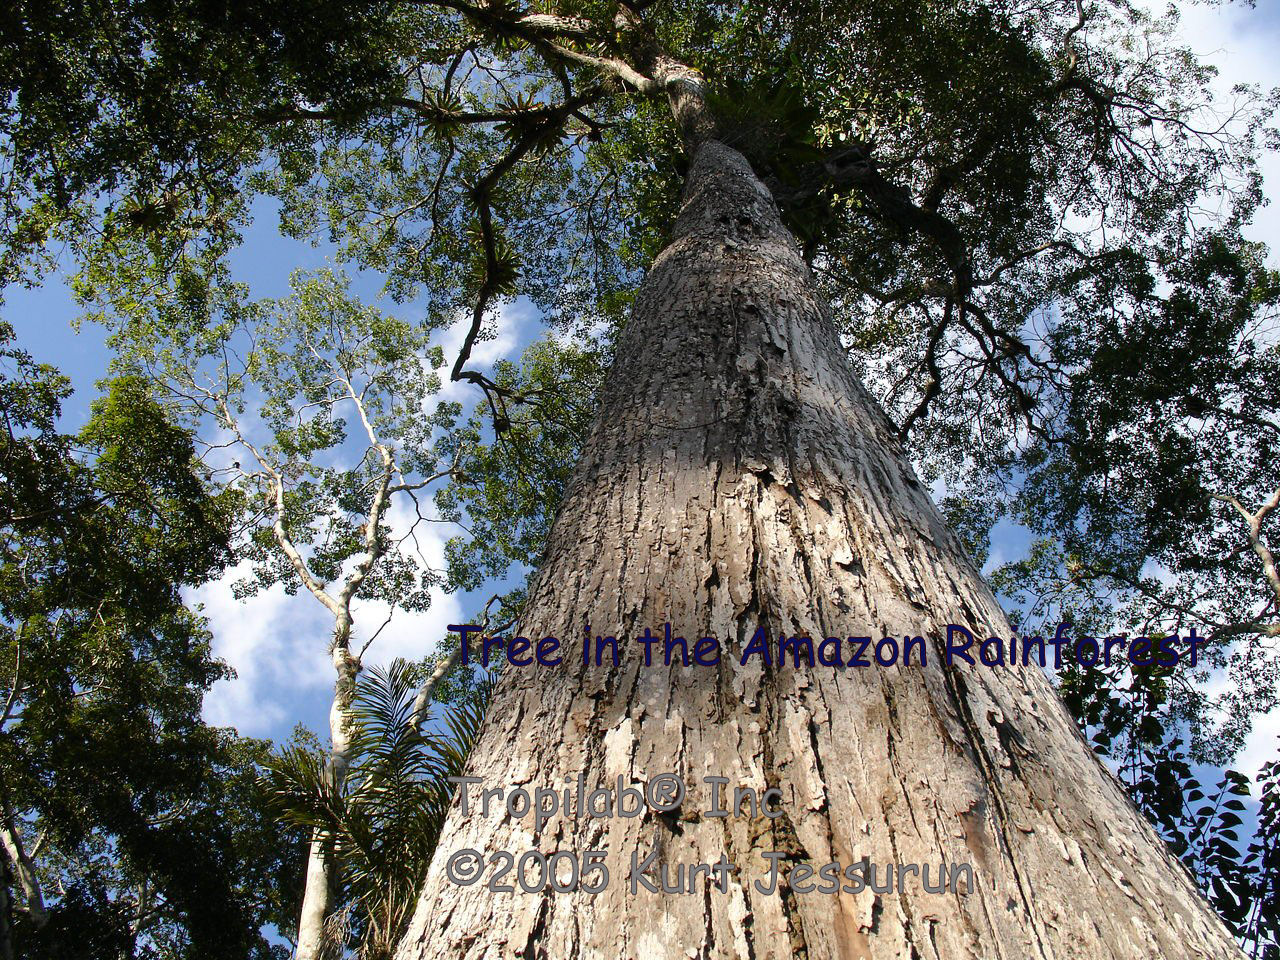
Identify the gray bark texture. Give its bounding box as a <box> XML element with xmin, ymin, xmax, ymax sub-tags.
<box><xmin>394</xmin><ymin>139</ymin><xmax>1243</xmax><ymax>959</ymax></box>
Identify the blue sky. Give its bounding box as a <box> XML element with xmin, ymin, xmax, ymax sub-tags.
<box><xmin>4</xmin><ymin>191</ymin><xmax>546</xmax><ymax>743</ymax></box>
<box><xmin>3</xmin><ymin>1</ymin><xmax>1280</xmax><ymax>782</ymax></box>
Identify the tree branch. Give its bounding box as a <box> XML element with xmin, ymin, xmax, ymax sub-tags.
<box><xmin>1213</xmin><ymin>487</ymin><xmax>1280</xmax><ymax>612</ymax></box>
<box><xmin>448</xmin><ymin>88</ymin><xmax>602</xmax><ymax>399</ymax></box>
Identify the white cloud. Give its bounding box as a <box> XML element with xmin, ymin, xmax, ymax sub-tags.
<box><xmin>191</xmin><ymin>479</ymin><xmax>473</xmax><ymax>740</ymax></box>
<box><xmin>349</xmin><ymin>592</ymin><xmax>466</xmax><ymax>666</ymax></box>
<box><xmin>189</xmin><ymin>565</ymin><xmax>335</xmax><ymax>737</ymax></box>
<box><xmin>346</xmin><ymin>493</ymin><xmax>469</xmax><ymax>666</ymax></box>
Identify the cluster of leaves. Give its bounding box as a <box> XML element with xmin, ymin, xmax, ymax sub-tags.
<box><xmin>265</xmin><ymin>660</ymin><xmax>491</xmax><ymax>960</ymax></box>
<box><xmin>0</xmin><ymin>322</ymin><xmax>301</xmax><ymax>958</ymax></box>
<box><xmin>1056</xmin><ymin>649</ymin><xmax>1278</xmax><ymax>955</ymax></box>
<box><xmin>435</xmin><ymin>333</ymin><xmax>606</xmax><ymax>597</ymax></box>
<box><xmin>101</xmin><ymin>268</ymin><xmax>455</xmax><ymax>622</ymax></box>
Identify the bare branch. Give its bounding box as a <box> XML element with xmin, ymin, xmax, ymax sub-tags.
<box><xmin>1213</xmin><ymin>487</ymin><xmax>1280</xmax><ymax>611</ymax></box>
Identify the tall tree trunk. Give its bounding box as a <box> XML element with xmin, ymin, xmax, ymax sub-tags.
<box><xmin>296</xmin><ymin>643</ymin><xmax>360</xmax><ymax>960</ymax></box>
<box><xmin>394</xmin><ymin>139</ymin><xmax>1242</xmax><ymax>959</ymax></box>
<box><xmin>0</xmin><ymin>874</ymin><xmax>12</xmax><ymax>960</ymax></box>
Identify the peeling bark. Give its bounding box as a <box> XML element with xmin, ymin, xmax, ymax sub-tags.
<box><xmin>394</xmin><ymin>140</ymin><xmax>1243</xmax><ymax>959</ymax></box>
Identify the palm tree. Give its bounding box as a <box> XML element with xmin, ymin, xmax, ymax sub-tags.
<box><xmin>266</xmin><ymin>660</ymin><xmax>490</xmax><ymax>959</ymax></box>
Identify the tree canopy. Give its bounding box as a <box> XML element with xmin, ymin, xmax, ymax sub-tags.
<box><xmin>0</xmin><ymin>323</ymin><xmax>301</xmax><ymax>958</ymax></box>
<box><xmin>2</xmin><ymin>0</ymin><xmax>1279</xmax><ymax>954</ymax></box>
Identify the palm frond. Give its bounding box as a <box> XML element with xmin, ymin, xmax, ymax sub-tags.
<box><xmin>272</xmin><ymin>658</ymin><xmax>492</xmax><ymax>959</ymax></box>
<box><xmin>263</xmin><ymin>741</ymin><xmax>349</xmax><ymax>834</ymax></box>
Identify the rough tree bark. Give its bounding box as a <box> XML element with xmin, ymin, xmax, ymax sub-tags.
<box><xmin>393</xmin><ymin>135</ymin><xmax>1243</xmax><ymax>959</ymax></box>
<box><xmin>0</xmin><ymin>865</ymin><xmax>12</xmax><ymax>960</ymax></box>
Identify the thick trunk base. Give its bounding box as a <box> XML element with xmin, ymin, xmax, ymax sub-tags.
<box><xmin>395</xmin><ymin>141</ymin><xmax>1241</xmax><ymax>960</ymax></box>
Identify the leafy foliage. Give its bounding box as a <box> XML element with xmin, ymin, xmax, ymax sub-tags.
<box><xmin>1245</xmin><ymin>753</ymin><xmax>1280</xmax><ymax>957</ymax></box>
<box><xmin>266</xmin><ymin>660</ymin><xmax>491</xmax><ymax>960</ymax></box>
<box><xmin>435</xmin><ymin>333</ymin><xmax>605</xmax><ymax>596</ymax></box>
<box><xmin>1059</xmin><ymin>647</ymin><xmax>1278</xmax><ymax>956</ymax></box>
<box><xmin>0</xmin><ymin>0</ymin><xmax>413</xmax><ymax>285</ymax></box>
<box><xmin>3</xmin><ymin>0</ymin><xmax>1280</xmax><ymax>950</ymax></box>
<box><xmin>0</xmin><ymin>324</ymin><xmax>300</xmax><ymax>958</ymax></box>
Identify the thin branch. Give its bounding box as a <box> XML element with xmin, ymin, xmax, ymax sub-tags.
<box><xmin>407</xmin><ymin>595</ymin><xmax>511</xmax><ymax>731</ymax></box>
<box><xmin>898</xmin><ymin>299</ymin><xmax>951</xmax><ymax>439</ymax></box>
<box><xmin>449</xmin><ymin>88</ymin><xmax>602</xmax><ymax>397</ymax></box>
